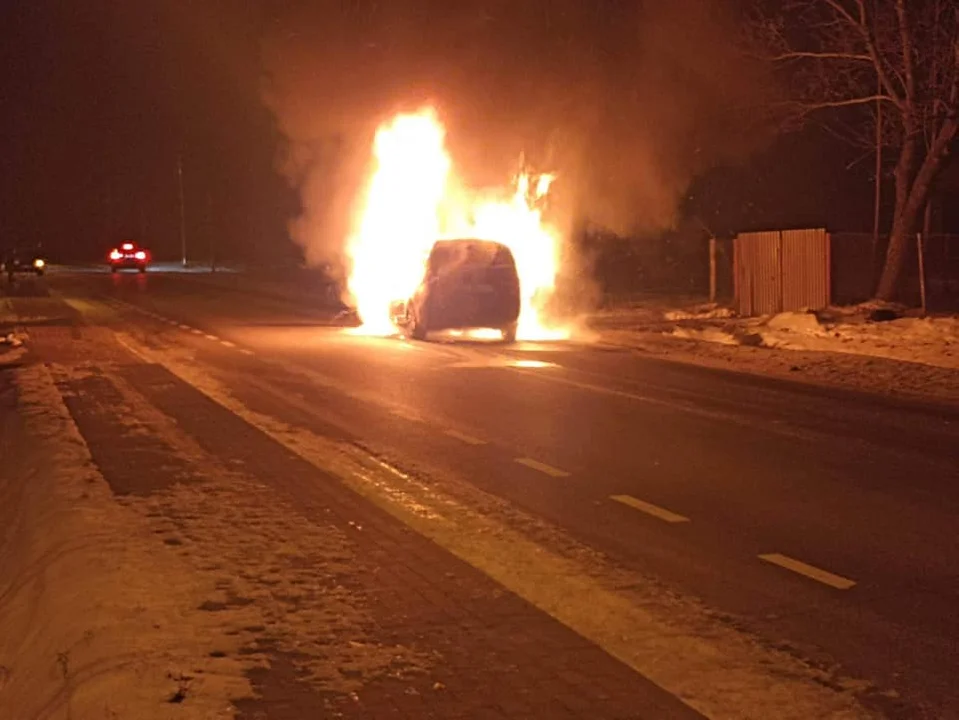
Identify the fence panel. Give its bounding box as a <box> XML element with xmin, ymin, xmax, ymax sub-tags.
<box><xmin>734</xmin><ymin>228</ymin><xmax>831</xmax><ymax>315</ymax></box>
<box><xmin>735</xmin><ymin>231</ymin><xmax>782</xmax><ymax>315</ymax></box>
<box><xmin>781</xmin><ymin>228</ymin><xmax>830</xmax><ymax>311</ymax></box>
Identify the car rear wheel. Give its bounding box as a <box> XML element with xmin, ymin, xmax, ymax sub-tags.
<box><xmin>502</xmin><ymin>322</ymin><xmax>518</xmax><ymax>344</ymax></box>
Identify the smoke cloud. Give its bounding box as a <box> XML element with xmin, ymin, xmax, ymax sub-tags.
<box><xmin>260</xmin><ymin>0</ymin><xmax>768</xmax><ymax>271</ymax></box>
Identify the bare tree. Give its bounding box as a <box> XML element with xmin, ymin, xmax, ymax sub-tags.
<box><xmin>749</xmin><ymin>0</ymin><xmax>959</xmax><ymax>300</ymax></box>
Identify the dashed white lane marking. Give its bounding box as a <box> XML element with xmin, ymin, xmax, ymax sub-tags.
<box><xmin>610</xmin><ymin>494</ymin><xmax>690</xmax><ymax>524</ymax></box>
<box><xmin>444</xmin><ymin>429</ymin><xmax>487</xmax><ymax>446</ymax></box>
<box><xmin>514</xmin><ymin>457</ymin><xmax>570</xmax><ymax>478</ymax></box>
<box><xmin>105</xmin><ymin>300</ymin><xmax>254</xmax><ymax>355</ymax></box>
<box><xmin>390</xmin><ymin>408</ymin><xmax>424</xmax><ymax>423</ymax></box>
<box><xmin>758</xmin><ymin>553</ymin><xmax>856</xmax><ymax>590</ymax></box>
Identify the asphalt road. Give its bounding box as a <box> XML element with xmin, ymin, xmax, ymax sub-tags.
<box><xmin>12</xmin><ymin>268</ymin><xmax>959</xmax><ymax>718</ymax></box>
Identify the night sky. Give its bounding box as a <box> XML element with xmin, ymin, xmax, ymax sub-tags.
<box><xmin>1</xmin><ymin>1</ymin><xmax>947</xmax><ymax>266</ymax></box>
<box><xmin>0</xmin><ymin>1</ymin><xmax>288</xmax><ymax>263</ymax></box>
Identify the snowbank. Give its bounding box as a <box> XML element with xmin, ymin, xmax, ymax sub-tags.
<box><xmin>1</xmin><ymin>333</ymin><xmax>24</xmax><ymax>349</ymax></box>
<box><xmin>663</xmin><ymin>304</ymin><xmax>735</xmax><ymax>322</ymax></box>
<box><xmin>0</xmin><ymin>364</ymin><xmax>251</xmax><ymax>718</ymax></box>
<box><xmin>670</xmin><ymin>326</ymin><xmax>739</xmax><ymax>346</ymax></box>
<box><xmin>612</xmin><ymin>301</ymin><xmax>959</xmax><ymax>372</ymax></box>
<box><xmin>596</xmin><ymin>301</ymin><xmax>959</xmax><ymax>403</ymax></box>
<box><xmin>753</xmin><ymin>310</ymin><xmax>959</xmax><ymax>370</ymax></box>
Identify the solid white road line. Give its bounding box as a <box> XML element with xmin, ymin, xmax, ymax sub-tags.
<box><xmin>444</xmin><ymin>429</ymin><xmax>487</xmax><ymax>446</ymax></box>
<box><xmin>758</xmin><ymin>553</ymin><xmax>856</xmax><ymax>590</ymax></box>
<box><xmin>514</xmin><ymin>457</ymin><xmax>570</xmax><ymax>478</ymax></box>
<box><xmin>610</xmin><ymin>494</ymin><xmax>690</xmax><ymax>524</ymax></box>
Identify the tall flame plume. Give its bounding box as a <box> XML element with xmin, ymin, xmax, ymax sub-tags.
<box><xmin>346</xmin><ymin>108</ymin><xmax>568</xmax><ymax>341</ymax></box>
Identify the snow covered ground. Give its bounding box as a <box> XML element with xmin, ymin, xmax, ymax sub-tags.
<box><xmin>659</xmin><ymin>308</ymin><xmax>959</xmax><ymax>370</ymax></box>
<box><xmin>0</xmin><ymin>364</ymin><xmax>252</xmax><ymax>718</ymax></box>
<box><xmin>0</xmin><ymin>299</ymin><xmax>27</xmax><ymax>366</ymax></box>
<box><xmin>594</xmin><ymin>300</ymin><xmax>959</xmax><ymax>406</ymax></box>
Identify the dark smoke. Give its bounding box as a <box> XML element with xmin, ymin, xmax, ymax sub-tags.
<box><xmin>260</xmin><ymin>0</ymin><xmax>769</xmax><ymax>270</ymax></box>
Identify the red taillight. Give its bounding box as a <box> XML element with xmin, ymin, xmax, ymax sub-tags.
<box><xmin>109</xmin><ymin>249</ymin><xmax>122</xmax><ymax>261</ymax></box>
<box><xmin>134</xmin><ymin>251</ymin><xmax>146</xmax><ymax>260</ymax></box>
<box><xmin>121</xmin><ymin>243</ymin><xmax>134</xmax><ymax>251</ymax></box>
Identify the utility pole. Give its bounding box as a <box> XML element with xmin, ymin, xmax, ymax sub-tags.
<box><xmin>104</xmin><ymin>184</ymin><xmax>113</xmax><ymax>239</ymax></box>
<box><xmin>871</xmin><ymin>1</ymin><xmax>882</xmax><ymax>283</ymax></box>
<box><xmin>177</xmin><ymin>155</ymin><xmax>187</xmax><ymax>267</ymax></box>
<box><xmin>208</xmin><ymin>190</ymin><xmax>216</xmax><ymax>273</ymax></box>
<box><xmin>139</xmin><ymin>201</ymin><xmax>147</xmax><ymax>241</ymax></box>
<box><xmin>872</xmin><ymin>76</ymin><xmax>882</xmax><ymax>278</ymax></box>
<box><xmin>708</xmin><ymin>237</ymin><xmax>717</xmax><ymax>303</ymax></box>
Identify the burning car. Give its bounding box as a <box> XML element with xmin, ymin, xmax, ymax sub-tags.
<box><xmin>108</xmin><ymin>241</ymin><xmax>149</xmax><ymax>273</ymax></box>
<box><xmin>346</xmin><ymin>109</ymin><xmax>569</xmax><ymax>342</ymax></box>
<box><xmin>390</xmin><ymin>238</ymin><xmax>521</xmax><ymax>342</ymax></box>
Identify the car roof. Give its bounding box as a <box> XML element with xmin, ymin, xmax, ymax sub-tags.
<box><xmin>433</xmin><ymin>238</ymin><xmax>508</xmax><ymax>249</ymax></box>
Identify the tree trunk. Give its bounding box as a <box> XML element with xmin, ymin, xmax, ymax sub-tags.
<box><xmin>875</xmin><ymin>214</ymin><xmax>915</xmax><ymax>301</ymax></box>
<box><xmin>874</xmin><ymin>120</ymin><xmax>957</xmax><ymax>301</ymax></box>
<box><xmin>875</xmin><ymin>135</ymin><xmax>918</xmax><ymax>301</ymax></box>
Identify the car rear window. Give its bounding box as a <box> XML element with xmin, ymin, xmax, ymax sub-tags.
<box><xmin>429</xmin><ymin>241</ymin><xmax>515</xmax><ymax>275</ymax></box>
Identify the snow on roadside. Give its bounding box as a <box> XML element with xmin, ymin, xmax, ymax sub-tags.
<box><xmin>750</xmin><ymin>311</ymin><xmax>959</xmax><ymax>370</ymax></box>
<box><xmin>0</xmin><ymin>363</ymin><xmax>253</xmax><ymax>718</ymax></box>
<box><xmin>0</xmin><ymin>297</ymin><xmax>28</xmax><ymax>361</ymax></box>
<box><xmin>113</xmin><ymin>331</ymin><xmax>883</xmax><ymax>720</ymax></box>
<box><xmin>596</xmin><ymin>295</ymin><xmax>959</xmax><ymax>373</ymax></box>
<box><xmin>589</xmin><ymin>295</ymin><xmax>959</xmax><ymax>379</ymax></box>
<box><xmin>1</xmin><ymin>333</ymin><xmax>25</xmax><ymax>349</ymax></box>
<box><xmin>671</xmin><ymin>326</ymin><xmax>739</xmax><ymax>346</ymax></box>
<box><xmin>602</xmin><ymin>318</ymin><xmax>959</xmax><ymax>407</ymax></box>
<box><xmin>64</xmin><ymin>359</ymin><xmax>434</xmax><ymax>696</ymax></box>
<box><xmin>664</xmin><ymin>304</ymin><xmax>735</xmax><ymax>322</ymax></box>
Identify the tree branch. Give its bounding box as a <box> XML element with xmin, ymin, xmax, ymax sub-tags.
<box><xmin>895</xmin><ymin>0</ymin><xmax>916</xmax><ymax>103</ymax></box>
<box><xmin>950</xmin><ymin>10</ymin><xmax>959</xmax><ymax>108</ymax></box>
<box><xmin>823</xmin><ymin>0</ymin><xmax>905</xmax><ymax>108</ymax></box>
<box><xmin>783</xmin><ymin>94</ymin><xmax>898</xmax><ymax>110</ymax></box>
<box><xmin>822</xmin><ymin>0</ymin><xmax>861</xmax><ymax>29</ymax></box>
<box><xmin>771</xmin><ymin>51</ymin><xmax>873</xmax><ymax>62</ymax></box>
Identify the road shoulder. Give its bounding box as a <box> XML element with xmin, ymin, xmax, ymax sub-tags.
<box><xmin>598</xmin><ymin>328</ymin><xmax>959</xmax><ymax>408</ymax></box>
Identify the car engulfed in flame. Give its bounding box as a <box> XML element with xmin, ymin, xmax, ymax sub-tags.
<box><xmin>389</xmin><ymin>238</ymin><xmax>521</xmax><ymax>342</ymax></box>
<box><xmin>345</xmin><ymin>107</ymin><xmax>569</xmax><ymax>342</ymax></box>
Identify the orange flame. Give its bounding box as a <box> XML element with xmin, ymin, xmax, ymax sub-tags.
<box><xmin>346</xmin><ymin>108</ymin><xmax>568</xmax><ymax>341</ymax></box>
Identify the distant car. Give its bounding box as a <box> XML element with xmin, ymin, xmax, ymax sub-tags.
<box><xmin>2</xmin><ymin>247</ymin><xmax>46</xmax><ymax>279</ymax></box>
<box><xmin>108</xmin><ymin>241</ymin><xmax>149</xmax><ymax>273</ymax></box>
<box><xmin>390</xmin><ymin>238</ymin><xmax>521</xmax><ymax>342</ymax></box>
